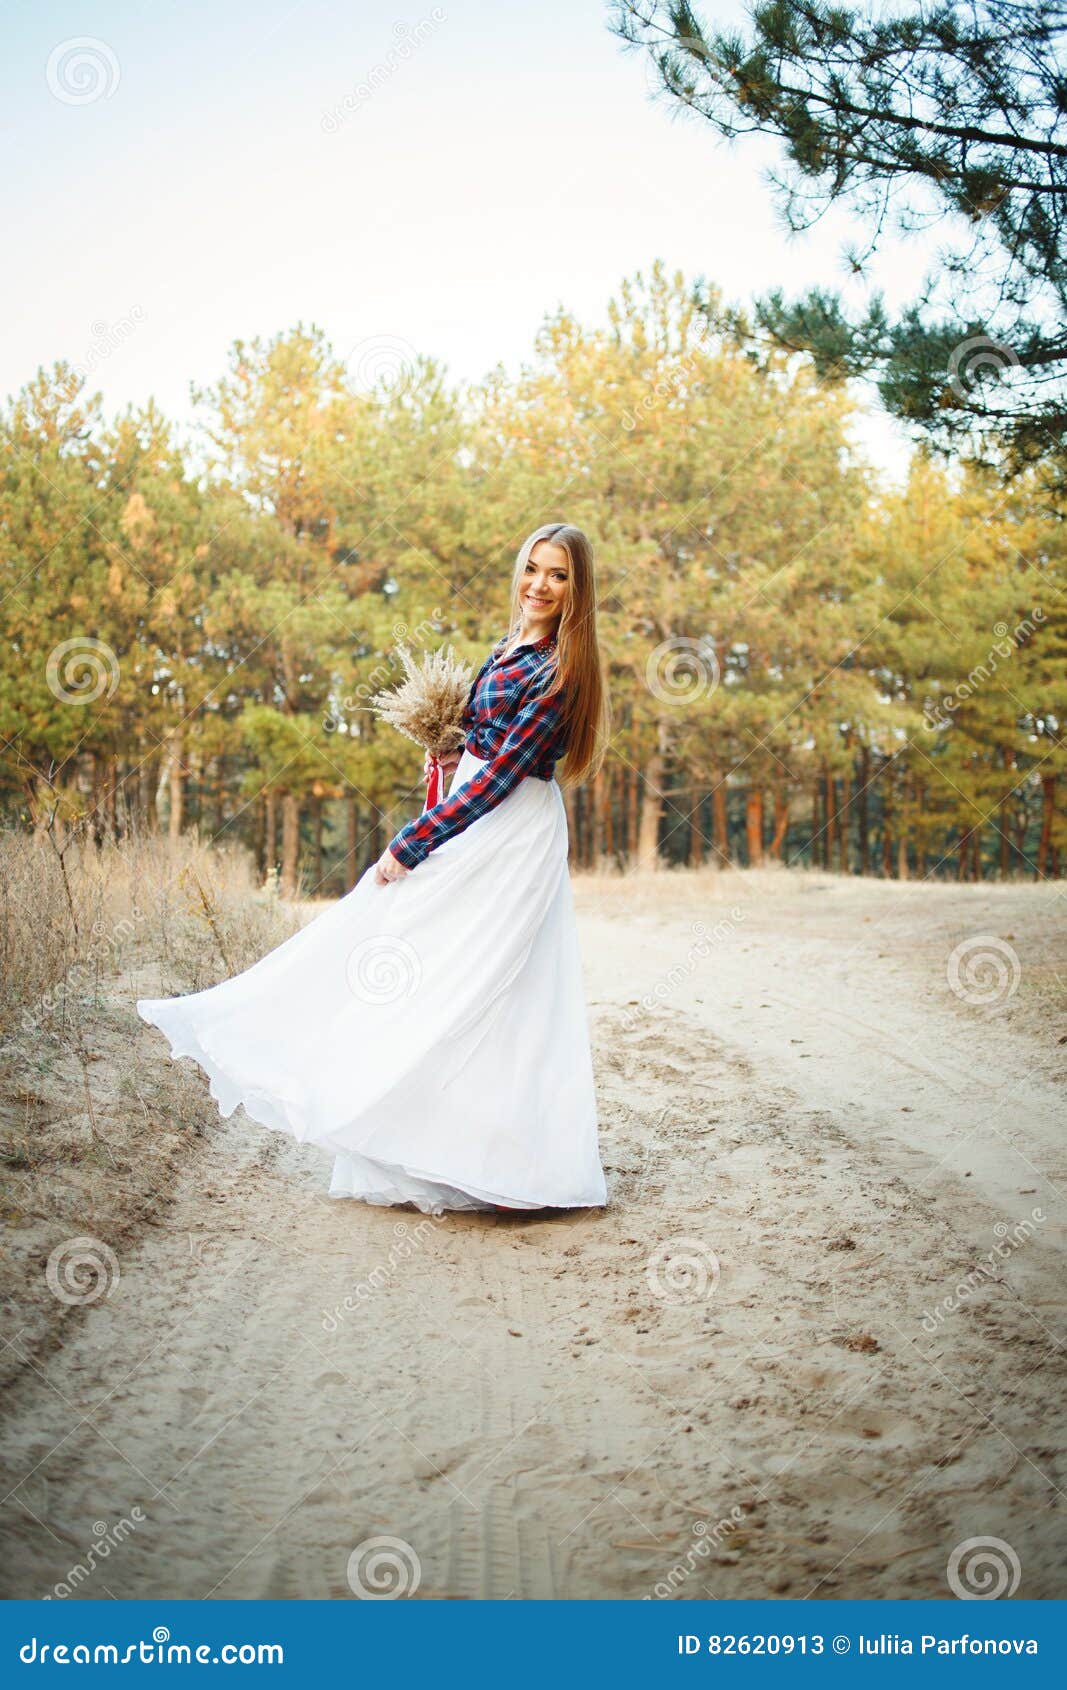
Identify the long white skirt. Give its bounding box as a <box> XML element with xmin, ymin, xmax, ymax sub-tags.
<box><xmin>136</xmin><ymin>750</ymin><xmax>608</xmax><ymax>1216</ymax></box>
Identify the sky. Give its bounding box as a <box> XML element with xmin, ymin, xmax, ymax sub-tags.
<box><xmin>4</xmin><ymin>0</ymin><xmax>930</xmax><ymax>484</ymax></box>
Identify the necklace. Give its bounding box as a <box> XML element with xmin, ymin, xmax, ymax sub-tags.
<box><xmin>497</xmin><ymin>629</ymin><xmax>556</xmax><ymax>664</ymax></box>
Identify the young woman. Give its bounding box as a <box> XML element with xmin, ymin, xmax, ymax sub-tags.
<box><xmin>137</xmin><ymin>522</ymin><xmax>612</xmax><ymax>1217</ymax></box>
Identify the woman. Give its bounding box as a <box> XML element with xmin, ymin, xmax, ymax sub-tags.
<box><xmin>137</xmin><ymin>522</ymin><xmax>612</xmax><ymax>1217</ymax></box>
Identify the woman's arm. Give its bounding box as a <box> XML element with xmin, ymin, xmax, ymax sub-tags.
<box><xmin>387</xmin><ymin>677</ymin><xmax>566</xmax><ymax>868</ymax></box>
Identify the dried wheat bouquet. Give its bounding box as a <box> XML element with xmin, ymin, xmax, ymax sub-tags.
<box><xmin>368</xmin><ymin>642</ymin><xmax>473</xmax><ymax>807</ymax></box>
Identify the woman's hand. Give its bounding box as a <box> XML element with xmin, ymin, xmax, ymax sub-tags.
<box><xmin>424</xmin><ymin>746</ymin><xmax>463</xmax><ymax>781</ymax></box>
<box><xmin>374</xmin><ymin>848</ymin><xmax>411</xmax><ymax>886</ymax></box>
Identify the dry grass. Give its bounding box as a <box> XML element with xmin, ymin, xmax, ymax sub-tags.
<box><xmin>367</xmin><ymin>641</ymin><xmax>473</xmax><ymax>759</ymax></box>
<box><xmin>0</xmin><ymin>825</ymin><xmax>303</xmax><ymax>1393</ymax></box>
<box><xmin>0</xmin><ymin>827</ymin><xmax>300</xmax><ymax>1042</ymax></box>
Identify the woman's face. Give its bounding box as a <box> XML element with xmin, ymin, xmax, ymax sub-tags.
<box><xmin>521</xmin><ymin>540</ymin><xmax>570</xmax><ymax>629</ymax></box>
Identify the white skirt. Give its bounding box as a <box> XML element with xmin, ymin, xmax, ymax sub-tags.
<box><xmin>136</xmin><ymin>750</ymin><xmax>608</xmax><ymax>1216</ymax></box>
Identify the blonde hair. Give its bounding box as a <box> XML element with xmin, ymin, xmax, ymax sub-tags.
<box><xmin>503</xmin><ymin>523</ymin><xmax>611</xmax><ymax>788</ymax></box>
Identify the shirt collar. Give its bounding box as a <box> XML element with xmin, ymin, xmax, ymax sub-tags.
<box><xmin>496</xmin><ymin>630</ymin><xmax>557</xmax><ymax>656</ymax></box>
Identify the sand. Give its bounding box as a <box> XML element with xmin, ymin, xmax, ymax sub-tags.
<box><xmin>1</xmin><ymin>869</ymin><xmax>1064</xmax><ymax>1600</ymax></box>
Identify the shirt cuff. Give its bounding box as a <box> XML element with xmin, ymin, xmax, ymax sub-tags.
<box><xmin>387</xmin><ymin>831</ymin><xmax>426</xmax><ymax>869</ymax></box>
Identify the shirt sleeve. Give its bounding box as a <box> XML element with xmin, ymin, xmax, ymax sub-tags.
<box><xmin>387</xmin><ymin>674</ymin><xmax>566</xmax><ymax>868</ymax></box>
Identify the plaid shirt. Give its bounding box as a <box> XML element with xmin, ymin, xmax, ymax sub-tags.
<box><xmin>388</xmin><ymin>631</ymin><xmax>567</xmax><ymax>868</ymax></box>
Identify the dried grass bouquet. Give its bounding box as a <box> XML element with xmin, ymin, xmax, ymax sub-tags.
<box><xmin>368</xmin><ymin>642</ymin><xmax>474</xmax><ymax>808</ymax></box>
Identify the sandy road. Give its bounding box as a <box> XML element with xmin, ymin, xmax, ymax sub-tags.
<box><xmin>1</xmin><ymin>873</ymin><xmax>1064</xmax><ymax>1600</ymax></box>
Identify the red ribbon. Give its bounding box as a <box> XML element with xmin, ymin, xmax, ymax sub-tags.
<box><xmin>425</xmin><ymin>755</ymin><xmax>443</xmax><ymax>810</ymax></box>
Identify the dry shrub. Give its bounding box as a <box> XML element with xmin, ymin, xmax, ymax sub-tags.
<box><xmin>0</xmin><ymin>824</ymin><xmax>306</xmax><ymax>1392</ymax></box>
<box><xmin>0</xmin><ymin>832</ymin><xmax>93</xmax><ymax>1040</ymax></box>
<box><xmin>0</xmin><ymin>827</ymin><xmax>301</xmax><ymax>1049</ymax></box>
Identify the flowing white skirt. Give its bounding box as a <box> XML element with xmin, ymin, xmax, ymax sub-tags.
<box><xmin>136</xmin><ymin>750</ymin><xmax>608</xmax><ymax>1216</ymax></box>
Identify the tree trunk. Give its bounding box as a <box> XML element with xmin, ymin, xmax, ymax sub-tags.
<box><xmin>564</xmin><ymin>787</ymin><xmax>581</xmax><ymax>865</ymax></box>
<box><xmin>835</xmin><ymin>778</ymin><xmax>848</xmax><ymax>872</ymax></box>
<box><xmin>115</xmin><ymin>758</ymin><xmax>130</xmax><ymax>839</ymax></box>
<box><xmin>186</xmin><ymin>747</ymin><xmax>203</xmax><ymax>832</ymax></box>
<box><xmin>823</xmin><ymin>766</ymin><xmax>836</xmax><ymax>870</ymax></box>
<box><xmin>591</xmin><ymin>769</ymin><xmax>608</xmax><ymax>864</ymax></box>
<box><xmin>957</xmin><ymin>830</ymin><xmax>969</xmax><ymax>881</ymax></box>
<box><xmin>998</xmin><ymin>748</ymin><xmax>1013</xmax><ymax>879</ymax></box>
<box><xmin>87</xmin><ymin>751</ymin><xmax>99</xmax><ymax>832</ymax></box>
<box><xmin>281</xmin><ymin>794</ymin><xmax>301</xmax><ymax>899</ymax></box>
<box><xmin>345</xmin><ymin>798</ymin><xmax>359</xmax><ymax>891</ymax></box>
<box><xmin>101</xmin><ymin>755</ymin><xmax>117</xmax><ymax>840</ymax></box>
<box><xmin>265</xmin><ymin>787</ymin><xmax>278</xmax><ymax>875</ymax></box>
<box><xmin>896</xmin><ymin>774</ymin><xmax>910</xmax><ymax>879</ymax></box>
<box><xmin>574</xmin><ymin>788</ymin><xmax>586</xmax><ymax>868</ymax></box>
<box><xmin>212</xmin><ymin>756</ymin><xmax>226</xmax><ymax>837</ymax></box>
<box><xmin>636</xmin><ymin>721</ymin><xmax>669</xmax><ymax>872</ymax></box>
<box><xmin>882</xmin><ymin>769</ymin><xmax>893</xmax><ymax>877</ymax></box>
<box><xmin>690</xmin><ymin>796</ymin><xmax>705</xmax><ymax>868</ymax></box>
<box><xmin>139</xmin><ymin>749</ymin><xmax>160</xmax><ymax>833</ymax></box>
<box><xmin>998</xmin><ymin>814</ymin><xmax>1010</xmax><ymax>878</ymax></box>
<box><xmin>712</xmin><ymin>774</ymin><xmax>729</xmax><ymax>866</ymax></box>
<box><xmin>168</xmin><ymin>738</ymin><xmax>185</xmax><ymax>841</ymax></box>
<box><xmin>768</xmin><ymin>791</ymin><xmax>790</xmax><ymax>859</ymax></box>
<box><xmin>625</xmin><ymin>765</ymin><xmax>639</xmax><ymax>864</ymax></box>
<box><xmin>745</xmin><ymin>789</ymin><xmax>764</xmax><ymax>866</ymax></box>
<box><xmin>1037</xmin><ymin>774</ymin><xmax>1056</xmax><ymax>877</ymax></box>
<box><xmin>563</xmin><ymin>787</ymin><xmax>578</xmax><ymax>867</ymax></box>
<box><xmin>858</xmin><ymin>746</ymin><xmax>870</xmax><ymax>875</ymax></box>
<box><xmin>311</xmin><ymin>795</ymin><xmax>324</xmax><ymax>894</ymax></box>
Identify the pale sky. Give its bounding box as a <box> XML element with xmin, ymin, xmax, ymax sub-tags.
<box><xmin>5</xmin><ymin>0</ymin><xmax>927</xmax><ymax>483</ymax></box>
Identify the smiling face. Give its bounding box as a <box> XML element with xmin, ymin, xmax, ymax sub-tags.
<box><xmin>520</xmin><ymin>539</ymin><xmax>570</xmax><ymax>635</ymax></box>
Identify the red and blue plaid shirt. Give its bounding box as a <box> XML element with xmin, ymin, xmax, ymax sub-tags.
<box><xmin>387</xmin><ymin>631</ymin><xmax>567</xmax><ymax>868</ymax></box>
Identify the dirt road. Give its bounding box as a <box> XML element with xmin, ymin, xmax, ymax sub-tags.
<box><xmin>2</xmin><ymin>872</ymin><xmax>1064</xmax><ymax>1600</ymax></box>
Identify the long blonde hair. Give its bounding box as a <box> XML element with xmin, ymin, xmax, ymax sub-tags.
<box><xmin>503</xmin><ymin>523</ymin><xmax>611</xmax><ymax>788</ymax></box>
